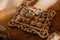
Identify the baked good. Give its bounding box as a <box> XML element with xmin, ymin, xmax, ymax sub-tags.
<box><xmin>8</xmin><ymin>5</ymin><xmax>55</xmax><ymax>38</ymax></box>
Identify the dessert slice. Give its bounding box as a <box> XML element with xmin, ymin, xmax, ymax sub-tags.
<box><xmin>8</xmin><ymin>6</ymin><xmax>55</xmax><ymax>38</ymax></box>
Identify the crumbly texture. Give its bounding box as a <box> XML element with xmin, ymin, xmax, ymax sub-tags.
<box><xmin>8</xmin><ymin>5</ymin><xmax>55</xmax><ymax>38</ymax></box>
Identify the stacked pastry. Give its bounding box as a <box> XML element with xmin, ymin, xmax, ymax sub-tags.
<box><xmin>8</xmin><ymin>0</ymin><xmax>56</xmax><ymax>38</ymax></box>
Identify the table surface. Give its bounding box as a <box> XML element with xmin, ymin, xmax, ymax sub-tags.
<box><xmin>0</xmin><ymin>8</ymin><xmax>60</xmax><ymax>40</ymax></box>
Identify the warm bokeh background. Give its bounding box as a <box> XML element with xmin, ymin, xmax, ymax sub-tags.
<box><xmin>0</xmin><ymin>0</ymin><xmax>60</xmax><ymax>40</ymax></box>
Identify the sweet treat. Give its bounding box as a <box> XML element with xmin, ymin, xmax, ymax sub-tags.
<box><xmin>8</xmin><ymin>5</ymin><xmax>55</xmax><ymax>38</ymax></box>
<box><xmin>22</xmin><ymin>18</ymin><xmax>26</xmax><ymax>22</ymax></box>
<box><xmin>25</xmin><ymin>18</ymin><xmax>31</xmax><ymax>23</ymax></box>
<box><xmin>37</xmin><ymin>22</ymin><xmax>43</xmax><ymax>27</ymax></box>
<box><xmin>26</xmin><ymin>13</ymin><xmax>30</xmax><ymax>18</ymax></box>
<box><xmin>39</xmin><ymin>18</ymin><xmax>45</xmax><ymax>22</ymax></box>
<box><xmin>30</xmin><ymin>21</ymin><xmax>36</xmax><ymax>26</ymax></box>
<box><xmin>30</xmin><ymin>14</ymin><xmax>35</xmax><ymax>19</ymax></box>
<box><xmin>34</xmin><ymin>16</ymin><xmax>39</xmax><ymax>21</ymax></box>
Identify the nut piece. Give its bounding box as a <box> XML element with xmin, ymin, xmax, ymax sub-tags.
<box><xmin>26</xmin><ymin>13</ymin><xmax>30</xmax><ymax>17</ymax></box>
<box><xmin>30</xmin><ymin>14</ymin><xmax>34</xmax><ymax>19</ymax></box>
<box><xmin>20</xmin><ymin>9</ymin><xmax>26</xmax><ymax>16</ymax></box>
<box><xmin>21</xmin><ymin>12</ymin><xmax>26</xmax><ymax>16</ymax></box>
<box><xmin>34</xmin><ymin>16</ymin><xmax>39</xmax><ymax>21</ymax></box>
<box><xmin>37</xmin><ymin>22</ymin><xmax>43</xmax><ymax>27</ymax></box>
<box><xmin>22</xmin><ymin>18</ymin><xmax>26</xmax><ymax>22</ymax></box>
<box><xmin>25</xmin><ymin>18</ymin><xmax>31</xmax><ymax>23</ymax></box>
<box><xmin>17</xmin><ymin>17</ymin><xmax>22</xmax><ymax>22</ymax></box>
<box><xmin>39</xmin><ymin>18</ymin><xmax>45</xmax><ymax>22</ymax></box>
<box><xmin>30</xmin><ymin>21</ymin><xmax>36</xmax><ymax>26</ymax></box>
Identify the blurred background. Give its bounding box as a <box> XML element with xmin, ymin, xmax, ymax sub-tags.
<box><xmin>0</xmin><ymin>0</ymin><xmax>60</xmax><ymax>40</ymax></box>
